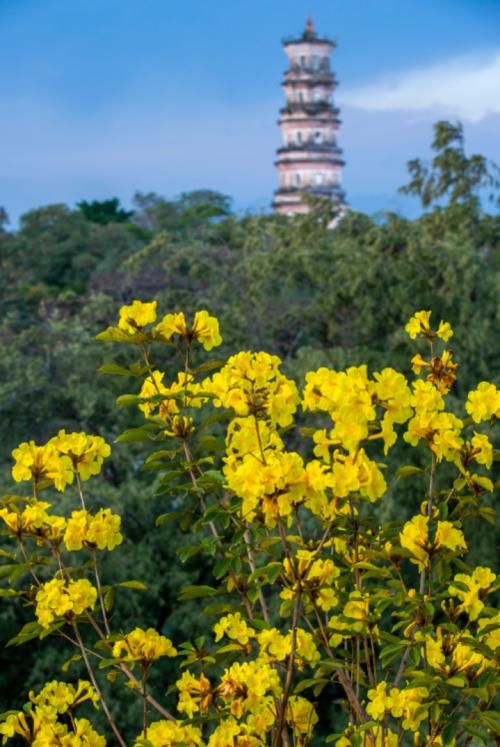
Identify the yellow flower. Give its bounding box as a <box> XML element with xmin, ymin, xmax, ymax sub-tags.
<box><xmin>214</xmin><ymin>613</ymin><xmax>255</xmax><ymax>645</ymax></box>
<box><xmin>11</xmin><ymin>441</ymin><xmax>73</xmax><ymax>491</ymax></box>
<box><xmin>448</xmin><ymin>567</ymin><xmax>496</xmax><ymax>620</ymax></box>
<box><xmin>50</xmin><ymin>431</ymin><xmax>111</xmax><ymax>482</ymax></box>
<box><xmin>405</xmin><ymin>310</ymin><xmax>431</xmax><ymax>339</ymax></box>
<box><xmin>112</xmin><ymin>628</ymin><xmax>177</xmax><ymax>664</ymax></box>
<box><xmin>216</xmin><ymin>661</ymin><xmax>281</xmax><ymax>718</ymax></box>
<box><xmin>465</xmin><ymin>382</ymin><xmax>500</xmax><ymax>423</ymax></box>
<box><xmin>423</xmin><ymin>630</ymin><xmax>446</xmax><ymax>669</ymax></box>
<box><xmin>434</xmin><ymin>521</ymin><xmax>467</xmax><ymax>554</ymax></box>
<box><xmin>64</xmin><ymin>509</ymin><xmax>122</xmax><ymax>552</ymax></box>
<box><xmin>410</xmin><ymin>380</ymin><xmax>444</xmax><ymax>413</ymax></box>
<box><xmin>224</xmin><ymin>449</ymin><xmax>306</xmax><ymax>527</ymax></box>
<box><xmin>206</xmin><ymin>351</ymin><xmax>298</xmax><ymax>427</ymax></box>
<box><xmin>136</xmin><ymin>720</ymin><xmax>203</xmax><ymax>746</ymax></box>
<box><xmin>118</xmin><ymin>300</ymin><xmax>157</xmax><ymax>334</ymax></box>
<box><xmin>0</xmin><ymin>712</ymin><xmax>31</xmax><ymax>743</ymax></box>
<box><xmin>436</xmin><ymin>321</ymin><xmax>453</xmax><ymax>341</ymax></box>
<box><xmin>286</xmin><ymin>696</ymin><xmax>318</xmax><ymax>737</ymax></box>
<box><xmin>155</xmin><ymin>309</ymin><xmax>222</xmax><ymax>350</ymax></box>
<box><xmin>35</xmin><ymin>578</ymin><xmax>97</xmax><ymax>628</ymax></box>
<box><xmin>0</xmin><ymin>500</ymin><xmax>64</xmax><ymax>542</ymax></box>
<box><xmin>366</xmin><ymin>682</ymin><xmax>392</xmax><ymax>720</ymax></box>
<box><xmin>30</xmin><ymin>680</ymin><xmax>99</xmax><ymax>720</ymax></box>
<box><xmin>367</xmin><ymin>683</ymin><xmax>429</xmax><ymax>730</ymax></box>
<box><xmin>257</xmin><ymin>628</ymin><xmax>291</xmax><ymax>662</ymax></box>
<box><xmin>411</xmin><ymin>353</ymin><xmax>429</xmax><ymax>375</ymax></box>
<box><xmin>400</xmin><ymin>515</ymin><xmax>429</xmax><ymax>570</ymax></box>
<box><xmin>191</xmin><ymin>310</ymin><xmax>222</xmax><ymax>351</ymax></box>
<box><xmin>470</xmin><ymin>432</ymin><xmax>493</xmax><ymax>468</ymax></box>
<box><xmin>176</xmin><ymin>671</ymin><xmax>213</xmax><ymax>719</ymax></box>
<box><xmin>67</xmin><ymin>578</ymin><xmax>99</xmax><ymax>616</ymax></box>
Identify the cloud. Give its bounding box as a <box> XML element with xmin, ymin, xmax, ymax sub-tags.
<box><xmin>340</xmin><ymin>51</ymin><xmax>500</xmax><ymax>122</ymax></box>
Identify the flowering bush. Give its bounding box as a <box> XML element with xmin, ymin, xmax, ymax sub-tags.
<box><xmin>0</xmin><ymin>303</ymin><xmax>498</xmax><ymax>746</ymax></box>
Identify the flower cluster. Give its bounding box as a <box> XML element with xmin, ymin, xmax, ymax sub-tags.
<box><xmin>405</xmin><ymin>310</ymin><xmax>453</xmax><ymax>342</ymax></box>
<box><xmin>205</xmin><ymin>351</ymin><xmax>299</xmax><ymax>426</ymax></box>
<box><xmin>399</xmin><ymin>514</ymin><xmax>467</xmax><ymax>570</ymax></box>
<box><xmin>0</xmin><ymin>681</ymin><xmax>104</xmax><ymax>746</ymax></box>
<box><xmin>366</xmin><ymin>682</ymin><xmax>429</xmax><ymax>731</ymax></box>
<box><xmin>0</xmin><ymin>499</ymin><xmax>65</xmax><ymax>543</ymax></box>
<box><xmin>1</xmin><ymin>305</ymin><xmax>498</xmax><ymax>747</ymax></box>
<box><xmin>112</xmin><ymin>627</ymin><xmax>177</xmax><ymax>665</ymax></box>
<box><xmin>35</xmin><ymin>577</ymin><xmax>97</xmax><ymax>628</ymax></box>
<box><xmin>11</xmin><ymin>431</ymin><xmax>110</xmax><ymax>491</ymax></box>
<box><xmin>64</xmin><ymin>509</ymin><xmax>123</xmax><ymax>552</ymax></box>
<box><xmin>155</xmin><ymin>309</ymin><xmax>222</xmax><ymax>351</ymax></box>
<box><xmin>448</xmin><ymin>567</ymin><xmax>497</xmax><ymax>620</ymax></box>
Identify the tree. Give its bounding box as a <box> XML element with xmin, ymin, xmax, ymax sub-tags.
<box><xmin>77</xmin><ymin>198</ymin><xmax>134</xmax><ymax>225</ymax></box>
<box><xmin>400</xmin><ymin>120</ymin><xmax>500</xmax><ymax>211</ymax></box>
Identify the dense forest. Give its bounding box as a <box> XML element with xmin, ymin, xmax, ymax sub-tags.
<box><xmin>0</xmin><ymin>121</ymin><xmax>498</xmax><ymax>740</ymax></box>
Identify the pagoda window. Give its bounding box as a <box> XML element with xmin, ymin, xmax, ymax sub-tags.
<box><xmin>314</xmin><ymin>131</ymin><xmax>322</xmax><ymax>143</ymax></box>
<box><xmin>313</xmin><ymin>90</ymin><xmax>322</xmax><ymax>103</ymax></box>
<box><xmin>315</xmin><ymin>173</ymin><xmax>324</xmax><ymax>186</ymax></box>
<box><xmin>294</xmin><ymin>172</ymin><xmax>302</xmax><ymax>186</ymax></box>
<box><xmin>296</xmin><ymin>130</ymin><xmax>303</xmax><ymax>145</ymax></box>
<box><xmin>300</xmin><ymin>54</ymin><xmax>306</xmax><ymax>68</ymax></box>
<box><xmin>312</xmin><ymin>55</ymin><xmax>320</xmax><ymax>70</ymax></box>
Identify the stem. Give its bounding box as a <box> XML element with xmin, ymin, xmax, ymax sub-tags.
<box><xmin>244</xmin><ymin>527</ymin><xmax>270</xmax><ymax>624</ymax></box>
<box><xmin>310</xmin><ymin>600</ymin><xmax>368</xmax><ymax>725</ymax></box>
<box><xmin>91</xmin><ymin>548</ymin><xmax>111</xmax><ymax>636</ymax></box>
<box><xmin>254</xmin><ymin>416</ymin><xmax>267</xmax><ymax>465</ymax></box>
<box><xmin>272</xmin><ymin>588</ymin><xmax>302</xmax><ymax>747</ymax></box>
<box><xmin>142</xmin><ymin>666</ymin><xmax>149</xmax><ymax>738</ymax></box>
<box><xmin>75</xmin><ymin>472</ymin><xmax>86</xmax><ymax>511</ymax></box>
<box><xmin>71</xmin><ymin>620</ymin><xmax>126</xmax><ymax>747</ymax></box>
<box><xmin>18</xmin><ymin>538</ymin><xmax>41</xmax><ymax>585</ymax></box>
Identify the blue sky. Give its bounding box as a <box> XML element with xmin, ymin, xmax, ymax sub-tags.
<box><xmin>1</xmin><ymin>0</ymin><xmax>500</xmax><ymax>223</ymax></box>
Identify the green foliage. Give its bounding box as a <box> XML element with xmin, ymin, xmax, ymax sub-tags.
<box><xmin>0</xmin><ymin>121</ymin><xmax>498</xmax><ymax>742</ymax></box>
<box><xmin>77</xmin><ymin>198</ymin><xmax>134</xmax><ymax>225</ymax></box>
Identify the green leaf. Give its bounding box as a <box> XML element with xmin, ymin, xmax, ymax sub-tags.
<box><xmin>178</xmin><ymin>585</ymin><xmax>218</xmax><ymax>601</ymax></box>
<box><xmin>248</xmin><ymin>562</ymin><xmax>282</xmax><ymax>585</ymax></box>
<box><xmin>213</xmin><ymin>557</ymin><xmax>232</xmax><ymax>580</ymax></box>
<box><xmin>192</xmin><ymin>359</ymin><xmax>225</xmax><ymax>374</ymax></box>
<box><xmin>0</xmin><ymin>563</ymin><xmax>30</xmax><ymax>581</ymax></box>
<box><xmin>294</xmin><ymin>678</ymin><xmax>324</xmax><ymax>694</ymax></box>
<box><xmin>117</xmin><ymin>580</ymin><xmax>147</xmax><ymax>591</ymax></box>
<box><xmin>379</xmin><ymin>642</ymin><xmax>407</xmax><ymax>666</ymax></box>
<box><xmin>6</xmin><ymin>621</ymin><xmax>44</xmax><ymax>647</ymax></box>
<box><xmin>177</xmin><ymin>545</ymin><xmax>201</xmax><ymax>563</ymax></box>
<box><xmin>116</xmin><ymin>394</ymin><xmax>142</xmax><ymax>408</ymax></box>
<box><xmin>446</xmin><ymin>675</ymin><xmax>466</xmax><ymax>688</ymax></box>
<box><xmin>97</xmin><ymin>363</ymin><xmax>134</xmax><ymax>376</ymax></box>
<box><xmin>115</xmin><ymin>428</ymin><xmax>153</xmax><ymax>443</ymax></box>
<box><xmin>396</xmin><ymin>465</ymin><xmax>424</xmax><ymax>479</ymax></box>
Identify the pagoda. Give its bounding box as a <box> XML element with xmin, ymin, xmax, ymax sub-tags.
<box><xmin>272</xmin><ymin>17</ymin><xmax>345</xmax><ymax>214</ymax></box>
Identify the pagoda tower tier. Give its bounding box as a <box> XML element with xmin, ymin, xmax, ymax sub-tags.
<box><xmin>272</xmin><ymin>17</ymin><xmax>346</xmax><ymax>215</ymax></box>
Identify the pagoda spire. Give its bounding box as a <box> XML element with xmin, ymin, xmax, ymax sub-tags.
<box><xmin>272</xmin><ymin>21</ymin><xmax>345</xmax><ymax>215</ymax></box>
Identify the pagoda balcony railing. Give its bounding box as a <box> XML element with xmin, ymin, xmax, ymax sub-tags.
<box><xmin>274</xmin><ymin>185</ymin><xmax>343</xmax><ymax>197</ymax></box>
<box><xmin>280</xmin><ymin>101</ymin><xmax>340</xmax><ymax>116</ymax></box>
<box><xmin>277</xmin><ymin>141</ymin><xmax>343</xmax><ymax>154</ymax></box>
<box><xmin>284</xmin><ymin>66</ymin><xmax>334</xmax><ymax>81</ymax></box>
